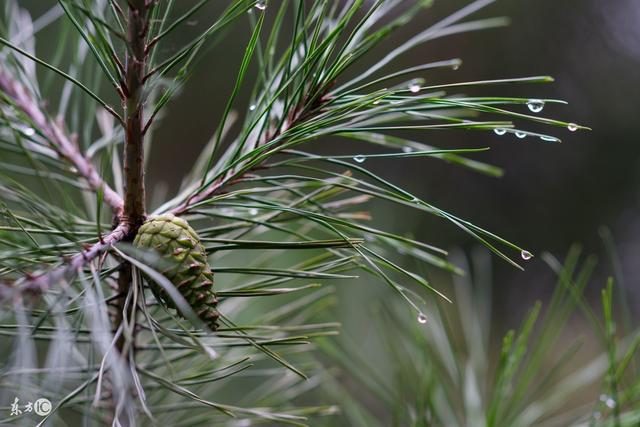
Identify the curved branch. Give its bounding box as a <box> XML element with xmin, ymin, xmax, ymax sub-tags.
<box><xmin>0</xmin><ymin>222</ymin><xmax>131</xmax><ymax>302</ymax></box>
<box><xmin>0</xmin><ymin>69</ymin><xmax>124</xmax><ymax>214</ymax></box>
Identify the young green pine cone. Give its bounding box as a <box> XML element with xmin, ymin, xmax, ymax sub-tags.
<box><xmin>133</xmin><ymin>213</ymin><xmax>219</xmax><ymax>330</ymax></box>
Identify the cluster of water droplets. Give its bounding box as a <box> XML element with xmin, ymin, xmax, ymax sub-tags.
<box><xmin>490</xmin><ymin>99</ymin><xmax>581</xmax><ymax>142</ymax></box>
<box><xmin>493</xmin><ymin>127</ymin><xmax>561</xmax><ymax>143</ymax></box>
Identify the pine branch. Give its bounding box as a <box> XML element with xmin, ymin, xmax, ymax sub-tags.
<box><xmin>0</xmin><ymin>222</ymin><xmax>130</xmax><ymax>301</ymax></box>
<box><xmin>122</xmin><ymin>0</ymin><xmax>149</xmax><ymax>228</ymax></box>
<box><xmin>172</xmin><ymin>94</ymin><xmax>316</xmax><ymax>215</ymax></box>
<box><xmin>0</xmin><ymin>68</ymin><xmax>124</xmax><ymax>214</ymax></box>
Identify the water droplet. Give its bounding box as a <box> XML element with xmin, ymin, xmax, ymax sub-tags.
<box><xmin>408</xmin><ymin>79</ymin><xmax>421</xmax><ymax>93</ymax></box>
<box><xmin>249</xmin><ymin>208</ymin><xmax>258</xmax><ymax>216</ymax></box>
<box><xmin>417</xmin><ymin>313</ymin><xmax>428</xmax><ymax>324</ymax></box>
<box><xmin>599</xmin><ymin>394</ymin><xmax>616</xmax><ymax>408</ymax></box>
<box><xmin>23</xmin><ymin>127</ymin><xmax>35</xmax><ymax>137</ymax></box>
<box><xmin>494</xmin><ymin>128</ymin><xmax>507</xmax><ymax>136</ymax></box>
<box><xmin>452</xmin><ymin>62</ymin><xmax>461</xmax><ymax>71</ymax></box>
<box><xmin>540</xmin><ymin>135</ymin><xmax>559</xmax><ymax>142</ymax></box>
<box><xmin>372</xmin><ymin>100</ymin><xmax>380</xmax><ymax>105</ymax></box>
<box><xmin>515</xmin><ymin>131</ymin><xmax>527</xmax><ymax>139</ymax></box>
<box><xmin>255</xmin><ymin>0</ymin><xmax>267</xmax><ymax>10</ymax></box>
<box><xmin>353</xmin><ymin>155</ymin><xmax>366</xmax><ymax>163</ymax></box>
<box><xmin>526</xmin><ymin>99</ymin><xmax>545</xmax><ymax>113</ymax></box>
<box><xmin>402</xmin><ymin>146</ymin><xmax>414</xmax><ymax>153</ymax></box>
<box><xmin>567</xmin><ymin>123</ymin><xmax>578</xmax><ymax>132</ymax></box>
<box><xmin>411</xmin><ymin>197</ymin><xmax>420</xmax><ymax>204</ymax></box>
<box><xmin>521</xmin><ymin>250</ymin><xmax>533</xmax><ymax>260</ymax></box>
<box><xmin>249</xmin><ymin>104</ymin><xmax>256</xmax><ymax>111</ymax></box>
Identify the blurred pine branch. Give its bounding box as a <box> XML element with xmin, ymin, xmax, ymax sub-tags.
<box><xmin>317</xmin><ymin>247</ymin><xmax>640</xmax><ymax>427</ymax></box>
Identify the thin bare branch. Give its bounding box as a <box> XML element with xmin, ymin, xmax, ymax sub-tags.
<box><xmin>0</xmin><ymin>69</ymin><xmax>124</xmax><ymax>214</ymax></box>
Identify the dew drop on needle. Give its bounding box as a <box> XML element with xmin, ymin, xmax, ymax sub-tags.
<box><xmin>409</xmin><ymin>79</ymin><xmax>421</xmax><ymax>93</ymax></box>
<box><xmin>540</xmin><ymin>135</ymin><xmax>559</xmax><ymax>142</ymax></box>
<box><xmin>526</xmin><ymin>99</ymin><xmax>545</xmax><ymax>113</ymax></box>
<box><xmin>353</xmin><ymin>155</ymin><xmax>366</xmax><ymax>163</ymax></box>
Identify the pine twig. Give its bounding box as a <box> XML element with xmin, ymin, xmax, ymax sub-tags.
<box><xmin>0</xmin><ymin>69</ymin><xmax>124</xmax><ymax>214</ymax></box>
<box><xmin>0</xmin><ymin>222</ymin><xmax>130</xmax><ymax>301</ymax></box>
<box><xmin>172</xmin><ymin>96</ymin><xmax>316</xmax><ymax>215</ymax></box>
